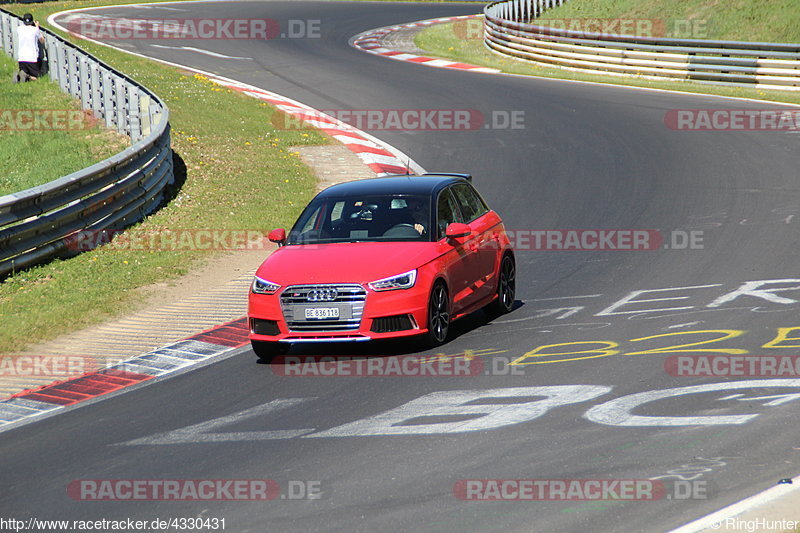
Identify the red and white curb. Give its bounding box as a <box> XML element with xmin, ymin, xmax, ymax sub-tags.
<box><xmin>352</xmin><ymin>15</ymin><xmax>499</xmax><ymax>75</ymax></box>
<box><xmin>0</xmin><ymin>319</ymin><xmax>251</xmax><ymax>434</ymax></box>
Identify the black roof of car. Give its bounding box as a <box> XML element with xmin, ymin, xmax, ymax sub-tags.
<box><xmin>316</xmin><ymin>174</ymin><xmax>471</xmax><ymax>199</ymax></box>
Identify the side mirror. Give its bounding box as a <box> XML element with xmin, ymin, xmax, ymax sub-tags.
<box><xmin>445</xmin><ymin>223</ymin><xmax>471</xmax><ymax>240</ymax></box>
<box><xmin>268</xmin><ymin>228</ymin><xmax>286</xmax><ymax>244</ymax></box>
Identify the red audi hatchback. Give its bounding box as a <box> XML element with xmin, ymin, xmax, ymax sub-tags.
<box><xmin>248</xmin><ymin>173</ymin><xmax>515</xmax><ymax>361</ymax></box>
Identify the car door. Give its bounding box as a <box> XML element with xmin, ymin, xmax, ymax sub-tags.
<box><xmin>435</xmin><ymin>187</ymin><xmax>476</xmax><ymax>314</ymax></box>
<box><xmin>450</xmin><ymin>182</ymin><xmax>499</xmax><ymax>302</ymax></box>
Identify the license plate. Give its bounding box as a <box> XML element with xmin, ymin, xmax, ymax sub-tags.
<box><xmin>305</xmin><ymin>307</ymin><xmax>339</xmax><ymax>320</ymax></box>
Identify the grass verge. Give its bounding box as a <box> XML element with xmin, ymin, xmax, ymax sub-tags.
<box><xmin>0</xmin><ymin>1</ymin><xmax>327</xmax><ymax>353</ymax></box>
<box><xmin>0</xmin><ymin>53</ymin><xmax>128</xmax><ymax>196</ymax></box>
<box><xmin>415</xmin><ymin>20</ymin><xmax>800</xmax><ymax>106</ymax></box>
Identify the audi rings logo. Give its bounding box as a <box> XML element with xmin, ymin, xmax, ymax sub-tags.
<box><xmin>307</xmin><ymin>288</ymin><xmax>338</xmax><ymax>302</ymax></box>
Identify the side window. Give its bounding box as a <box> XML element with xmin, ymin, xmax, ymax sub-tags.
<box><xmin>436</xmin><ymin>188</ymin><xmax>463</xmax><ymax>240</ymax></box>
<box><xmin>451</xmin><ymin>183</ymin><xmax>489</xmax><ymax>223</ymax></box>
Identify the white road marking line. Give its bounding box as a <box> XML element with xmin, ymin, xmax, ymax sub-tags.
<box><xmin>306</xmin><ymin>386</ymin><xmax>611</xmax><ymax>437</ymax></box>
<box><xmin>119</xmin><ymin>399</ymin><xmax>316</xmax><ymax>445</ymax></box>
<box><xmin>528</xmin><ymin>294</ymin><xmax>603</xmax><ymax>301</ymax></box>
<box><xmin>585</xmin><ymin>380</ymin><xmax>800</xmax><ymax>427</ymax></box>
<box><xmin>150</xmin><ymin>44</ymin><xmax>251</xmax><ymax>60</ymax></box>
<box><xmin>667</xmin><ymin>321</ymin><xmax>703</xmax><ymax>329</ymax></box>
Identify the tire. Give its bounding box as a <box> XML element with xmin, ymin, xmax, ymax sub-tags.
<box><xmin>486</xmin><ymin>254</ymin><xmax>516</xmax><ymax>316</ymax></box>
<box><xmin>424</xmin><ymin>281</ymin><xmax>450</xmax><ymax>348</ymax></box>
<box><xmin>252</xmin><ymin>340</ymin><xmax>289</xmax><ymax>363</ymax></box>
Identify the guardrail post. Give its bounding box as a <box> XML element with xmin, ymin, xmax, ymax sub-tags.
<box><xmin>67</xmin><ymin>48</ymin><xmax>79</xmax><ymax>96</ymax></box>
<box><xmin>129</xmin><ymin>88</ymin><xmax>141</xmax><ymax>142</ymax></box>
<box><xmin>56</xmin><ymin>45</ymin><xmax>68</xmax><ymax>92</ymax></box>
<box><xmin>139</xmin><ymin>92</ymin><xmax>152</xmax><ymax>138</ymax></box>
<box><xmin>46</xmin><ymin>35</ymin><xmax>58</xmax><ymax>82</ymax></box>
<box><xmin>9</xmin><ymin>14</ymin><xmax>17</xmax><ymax>59</ymax></box>
<box><xmin>79</xmin><ymin>55</ymin><xmax>90</xmax><ymax>109</ymax></box>
<box><xmin>1</xmin><ymin>14</ymin><xmax>12</xmax><ymax>56</ymax></box>
<box><xmin>89</xmin><ymin>62</ymin><xmax>102</xmax><ymax>118</ymax></box>
<box><xmin>114</xmin><ymin>75</ymin><xmax>129</xmax><ymax>136</ymax></box>
<box><xmin>152</xmin><ymin>101</ymin><xmax>164</xmax><ymax>129</ymax></box>
<box><xmin>102</xmin><ymin>70</ymin><xmax>116</xmax><ymax>130</ymax></box>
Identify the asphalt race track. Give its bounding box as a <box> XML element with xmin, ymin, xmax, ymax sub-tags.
<box><xmin>4</xmin><ymin>2</ymin><xmax>800</xmax><ymax>532</ymax></box>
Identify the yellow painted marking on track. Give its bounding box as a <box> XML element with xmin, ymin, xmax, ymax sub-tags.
<box><xmin>511</xmin><ymin>341</ymin><xmax>621</xmax><ymax>365</ymax></box>
<box><xmin>419</xmin><ymin>348</ymin><xmax>508</xmax><ymax>364</ymax></box>
<box><xmin>626</xmin><ymin>329</ymin><xmax>746</xmax><ymax>355</ymax></box>
<box><xmin>762</xmin><ymin>327</ymin><xmax>800</xmax><ymax>348</ymax></box>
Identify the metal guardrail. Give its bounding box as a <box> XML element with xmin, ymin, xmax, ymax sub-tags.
<box><xmin>484</xmin><ymin>0</ymin><xmax>800</xmax><ymax>91</ymax></box>
<box><xmin>0</xmin><ymin>8</ymin><xmax>173</xmax><ymax>277</ymax></box>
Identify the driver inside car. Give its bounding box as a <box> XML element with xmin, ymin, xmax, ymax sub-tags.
<box><xmin>404</xmin><ymin>197</ymin><xmax>428</xmax><ymax>236</ymax></box>
<box><xmin>380</xmin><ymin>197</ymin><xmax>431</xmax><ymax>239</ymax></box>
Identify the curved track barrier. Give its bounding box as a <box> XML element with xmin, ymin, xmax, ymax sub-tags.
<box><xmin>0</xmin><ymin>8</ymin><xmax>172</xmax><ymax>277</ymax></box>
<box><xmin>484</xmin><ymin>0</ymin><xmax>800</xmax><ymax>91</ymax></box>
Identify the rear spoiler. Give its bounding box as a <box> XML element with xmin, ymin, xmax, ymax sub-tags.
<box><xmin>421</xmin><ymin>172</ymin><xmax>472</xmax><ymax>182</ymax></box>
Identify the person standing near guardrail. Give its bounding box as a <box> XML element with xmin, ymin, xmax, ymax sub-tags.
<box><xmin>14</xmin><ymin>13</ymin><xmax>45</xmax><ymax>83</ymax></box>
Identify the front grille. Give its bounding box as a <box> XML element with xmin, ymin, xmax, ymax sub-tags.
<box><xmin>250</xmin><ymin>318</ymin><xmax>280</xmax><ymax>336</ymax></box>
<box><xmin>280</xmin><ymin>284</ymin><xmax>366</xmax><ymax>332</ymax></box>
<box><xmin>371</xmin><ymin>314</ymin><xmax>415</xmax><ymax>333</ymax></box>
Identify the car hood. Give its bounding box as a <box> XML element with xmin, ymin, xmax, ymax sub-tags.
<box><xmin>255</xmin><ymin>241</ymin><xmax>441</xmax><ymax>285</ymax></box>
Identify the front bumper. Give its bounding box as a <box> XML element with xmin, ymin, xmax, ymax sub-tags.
<box><xmin>248</xmin><ymin>282</ymin><xmax>429</xmax><ymax>343</ymax></box>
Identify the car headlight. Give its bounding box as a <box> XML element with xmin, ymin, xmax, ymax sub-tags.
<box><xmin>369</xmin><ymin>269</ymin><xmax>417</xmax><ymax>291</ymax></box>
<box><xmin>252</xmin><ymin>276</ymin><xmax>281</xmax><ymax>295</ymax></box>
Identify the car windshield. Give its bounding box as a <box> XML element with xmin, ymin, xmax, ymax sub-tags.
<box><xmin>286</xmin><ymin>194</ymin><xmax>433</xmax><ymax>245</ymax></box>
